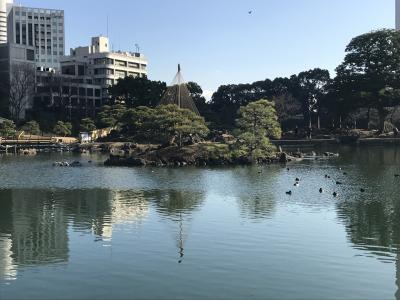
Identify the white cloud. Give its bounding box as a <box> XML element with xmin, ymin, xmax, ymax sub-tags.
<box><xmin>202</xmin><ymin>90</ymin><xmax>214</xmax><ymax>102</ymax></box>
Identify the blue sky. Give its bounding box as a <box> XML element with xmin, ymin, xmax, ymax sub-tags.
<box><xmin>20</xmin><ymin>0</ymin><xmax>394</xmax><ymax>98</ymax></box>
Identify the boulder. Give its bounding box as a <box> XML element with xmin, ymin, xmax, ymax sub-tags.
<box><xmin>279</xmin><ymin>152</ymin><xmax>289</xmax><ymax>163</ymax></box>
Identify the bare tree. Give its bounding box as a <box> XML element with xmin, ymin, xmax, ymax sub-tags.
<box><xmin>7</xmin><ymin>63</ymin><xmax>36</xmax><ymax>123</ymax></box>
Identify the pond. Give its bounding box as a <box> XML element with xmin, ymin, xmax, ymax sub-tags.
<box><xmin>0</xmin><ymin>146</ymin><xmax>400</xmax><ymax>300</ymax></box>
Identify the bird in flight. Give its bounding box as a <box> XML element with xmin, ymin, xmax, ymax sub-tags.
<box><xmin>248</xmin><ymin>10</ymin><xmax>253</xmax><ymax>14</ymax></box>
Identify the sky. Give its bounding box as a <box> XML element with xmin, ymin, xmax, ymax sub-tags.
<box><xmin>18</xmin><ymin>0</ymin><xmax>394</xmax><ymax>99</ymax></box>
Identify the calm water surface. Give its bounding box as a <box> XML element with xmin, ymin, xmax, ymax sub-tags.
<box><xmin>1</xmin><ymin>146</ymin><xmax>400</xmax><ymax>300</ymax></box>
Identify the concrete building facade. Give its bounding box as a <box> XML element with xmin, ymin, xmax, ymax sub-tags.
<box><xmin>397</xmin><ymin>0</ymin><xmax>400</xmax><ymax>30</ymax></box>
<box><xmin>60</xmin><ymin>36</ymin><xmax>148</xmax><ymax>100</ymax></box>
<box><xmin>7</xmin><ymin>5</ymin><xmax>64</xmax><ymax>70</ymax></box>
<box><xmin>34</xmin><ymin>70</ymin><xmax>104</xmax><ymax>121</ymax></box>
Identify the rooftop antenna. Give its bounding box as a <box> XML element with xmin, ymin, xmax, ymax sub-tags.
<box><xmin>106</xmin><ymin>15</ymin><xmax>109</xmax><ymax>38</ymax></box>
<box><xmin>135</xmin><ymin>43</ymin><xmax>140</xmax><ymax>53</ymax></box>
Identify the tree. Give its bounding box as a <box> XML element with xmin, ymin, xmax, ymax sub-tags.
<box><xmin>209</xmin><ymin>78</ymin><xmax>301</xmax><ymax>129</ymax></box>
<box><xmin>97</xmin><ymin>104</ymin><xmax>128</xmax><ymax>128</ymax></box>
<box><xmin>235</xmin><ymin>100</ymin><xmax>281</xmax><ymax>159</ymax></box>
<box><xmin>273</xmin><ymin>93</ymin><xmax>302</xmax><ymax>127</ymax></box>
<box><xmin>155</xmin><ymin>105</ymin><xmax>210</xmax><ymax>146</ymax></box>
<box><xmin>186</xmin><ymin>81</ymin><xmax>217</xmax><ymax>124</ymax></box>
<box><xmin>80</xmin><ymin>118</ymin><xmax>97</xmax><ymax>132</ymax></box>
<box><xmin>294</xmin><ymin>69</ymin><xmax>331</xmax><ymax>129</ymax></box>
<box><xmin>121</xmin><ymin>104</ymin><xmax>209</xmax><ymax>146</ymax></box>
<box><xmin>53</xmin><ymin>121</ymin><xmax>72</xmax><ymax>137</ymax></box>
<box><xmin>335</xmin><ymin>29</ymin><xmax>400</xmax><ymax>132</ymax></box>
<box><xmin>108</xmin><ymin>76</ymin><xmax>167</xmax><ymax>108</ymax></box>
<box><xmin>121</xmin><ymin>106</ymin><xmax>157</xmax><ymax>140</ymax></box>
<box><xmin>3</xmin><ymin>63</ymin><xmax>36</xmax><ymax>124</ymax></box>
<box><xmin>22</xmin><ymin>120</ymin><xmax>40</xmax><ymax>136</ymax></box>
<box><xmin>0</xmin><ymin>120</ymin><xmax>16</xmax><ymax>138</ymax></box>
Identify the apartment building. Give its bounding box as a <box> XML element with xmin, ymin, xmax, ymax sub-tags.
<box><xmin>60</xmin><ymin>36</ymin><xmax>148</xmax><ymax>100</ymax></box>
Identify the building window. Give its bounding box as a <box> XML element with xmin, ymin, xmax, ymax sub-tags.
<box><xmin>16</xmin><ymin>22</ymin><xmax>20</xmax><ymax>44</ymax></box>
<box><xmin>115</xmin><ymin>70</ymin><xmax>127</xmax><ymax>78</ymax></box>
<box><xmin>128</xmin><ymin>62</ymin><xmax>139</xmax><ymax>69</ymax></box>
<box><xmin>28</xmin><ymin>23</ymin><xmax>33</xmax><ymax>46</ymax></box>
<box><xmin>115</xmin><ymin>60</ymin><xmax>127</xmax><ymax>67</ymax></box>
<box><xmin>26</xmin><ymin>49</ymin><xmax>35</xmax><ymax>61</ymax></box>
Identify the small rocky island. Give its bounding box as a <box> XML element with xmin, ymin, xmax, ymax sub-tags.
<box><xmin>103</xmin><ymin>142</ymin><xmax>302</xmax><ymax>167</ymax></box>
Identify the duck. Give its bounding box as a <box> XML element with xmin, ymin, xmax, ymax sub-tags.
<box><xmin>294</xmin><ymin>182</ymin><xmax>299</xmax><ymax>187</ymax></box>
<box><xmin>286</xmin><ymin>191</ymin><xmax>292</xmax><ymax>195</ymax></box>
<box><xmin>319</xmin><ymin>188</ymin><xmax>323</xmax><ymax>193</ymax></box>
<box><xmin>343</xmin><ymin>172</ymin><xmax>348</xmax><ymax>175</ymax></box>
<box><xmin>325</xmin><ymin>175</ymin><xmax>329</xmax><ymax>178</ymax></box>
<box><xmin>295</xmin><ymin>178</ymin><xmax>300</xmax><ymax>182</ymax></box>
<box><xmin>333</xmin><ymin>192</ymin><xmax>338</xmax><ymax>197</ymax></box>
<box><xmin>360</xmin><ymin>188</ymin><xmax>366</xmax><ymax>193</ymax></box>
<box><xmin>395</xmin><ymin>174</ymin><xmax>400</xmax><ymax>178</ymax></box>
<box><xmin>336</xmin><ymin>181</ymin><xmax>343</xmax><ymax>185</ymax></box>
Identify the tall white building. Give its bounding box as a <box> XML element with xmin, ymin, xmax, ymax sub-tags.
<box><xmin>7</xmin><ymin>5</ymin><xmax>64</xmax><ymax>70</ymax></box>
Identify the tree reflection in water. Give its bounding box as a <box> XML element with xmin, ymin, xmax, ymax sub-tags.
<box><xmin>335</xmin><ymin>147</ymin><xmax>400</xmax><ymax>299</ymax></box>
<box><xmin>233</xmin><ymin>167</ymin><xmax>278</xmax><ymax>221</ymax></box>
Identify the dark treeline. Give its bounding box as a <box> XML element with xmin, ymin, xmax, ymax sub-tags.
<box><xmin>104</xmin><ymin>29</ymin><xmax>400</xmax><ymax>134</ymax></box>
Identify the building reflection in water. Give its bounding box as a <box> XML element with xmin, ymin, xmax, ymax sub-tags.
<box><xmin>0</xmin><ymin>188</ymin><xmax>150</xmax><ymax>281</ymax></box>
<box><xmin>0</xmin><ymin>236</ymin><xmax>16</xmax><ymax>281</ymax></box>
<box><xmin>62</xmin><ymin>190</ymin><xmax>149</xmax><ymax>242</ymax></box>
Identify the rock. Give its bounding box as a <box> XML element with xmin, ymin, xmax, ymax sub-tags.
<box><xmin>127</xmin><ymin>158</ymin><xmax>147</xmax><ymax>166</ymax></box>
<box><xmin>279</xmin><ymin>152</ymin><xmax>289</xmax><ymax>163</ymax></box>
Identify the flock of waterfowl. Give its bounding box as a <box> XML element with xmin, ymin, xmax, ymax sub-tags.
<box><xmin>284</xmin><ymin>167</ymin><xmax>369</xmax><ymax>198</ymax></box>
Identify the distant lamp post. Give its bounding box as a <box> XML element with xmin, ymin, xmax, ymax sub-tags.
<box><xmin>308</xmin><ymin>94</ymin><xmax>318</xmax><ymax>139</ymax></box>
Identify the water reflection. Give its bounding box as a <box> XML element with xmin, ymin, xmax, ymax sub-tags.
<box><xmin>334</xmin><ymin>146</ymin><xmax>400</xmax><ymax>299</ymax></box>
<box><xmin>61</xmin><ymin>190</ymin><xmax>149</xmax><ymax>241</ymax></box>
<box><xmin>0</xmin><ymin>189</ymin><xmax>150</xmax><ymax>281</ymax></box>
<box><xmin>233</xmin><ymin>167</ymin><xmax>279</xmax><ymax>220</ymax></box>
<box><xmin>0</xmin><ymin>188</ymin><xmax>205</xmax><ymax>280</ymax></box>
<box><xmin>152</xmin><ymin>190</ymin><xmax>205</xmax><ymax>263</ymax></box>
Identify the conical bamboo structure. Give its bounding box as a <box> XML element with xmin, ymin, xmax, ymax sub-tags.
<box><xmin>159</xmin><ymin>64</ymin><xmax>200</xmax><ymax>115</ymax></box>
